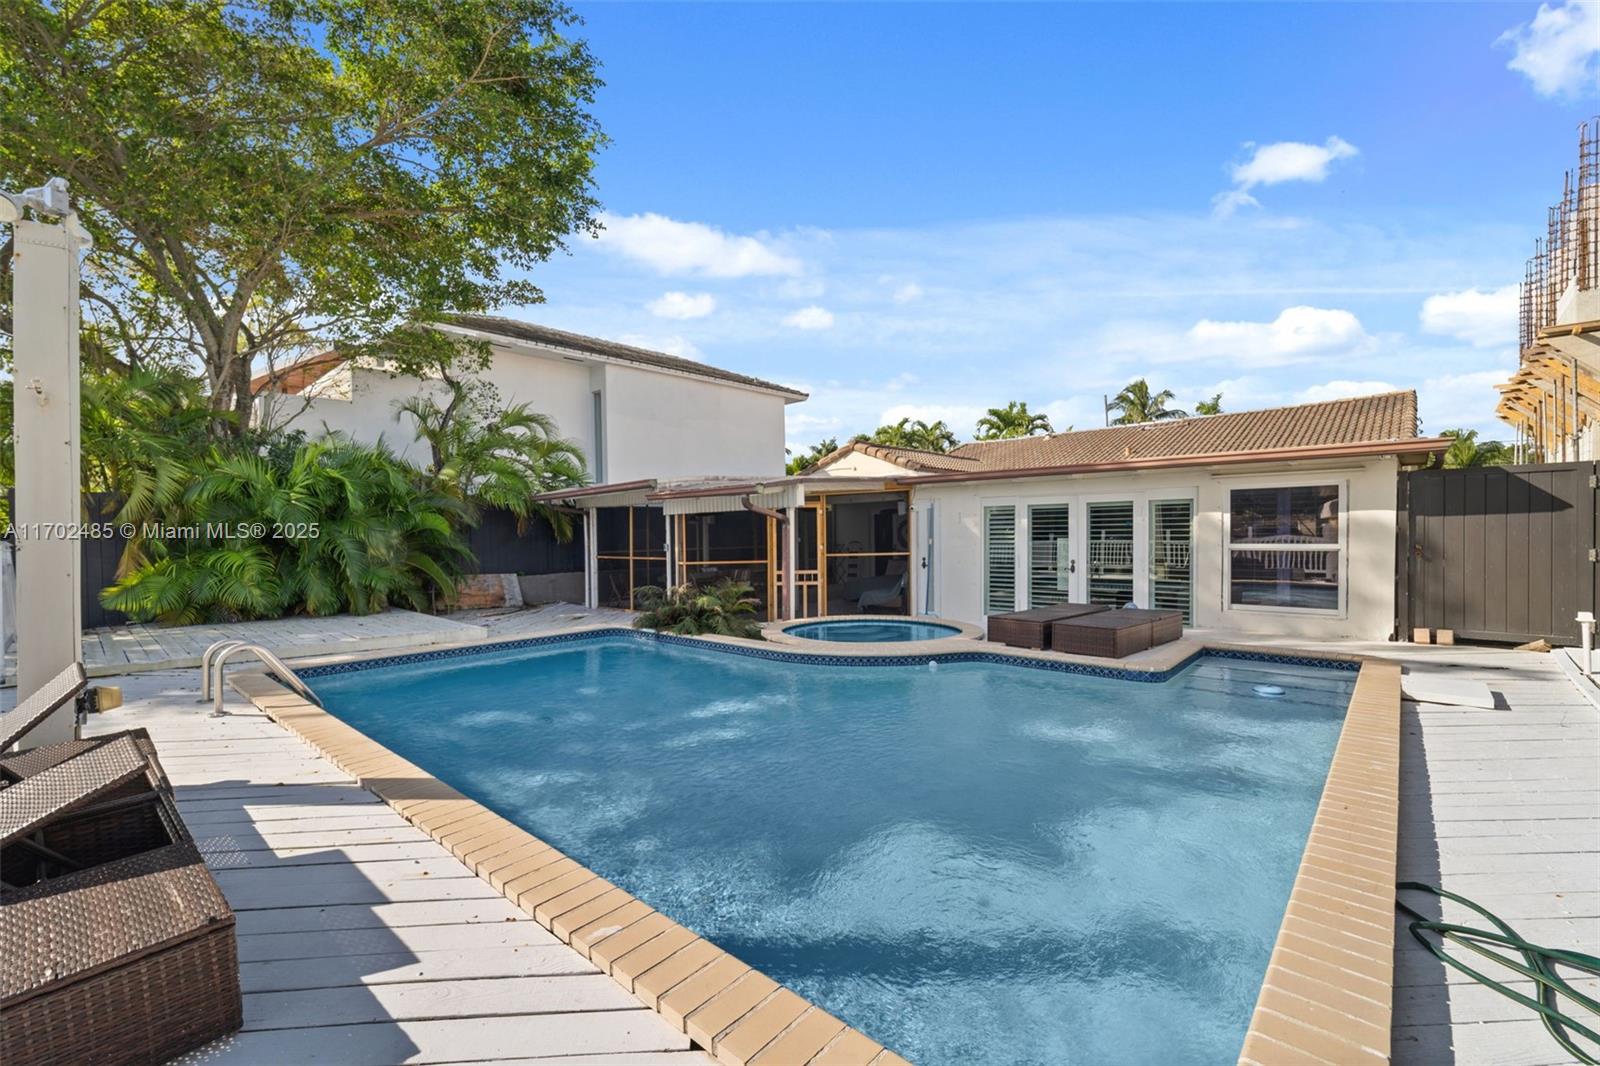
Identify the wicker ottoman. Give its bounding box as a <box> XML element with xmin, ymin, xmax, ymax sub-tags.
<box><xmin>986</xmin><ymin>604</ymin><xmax>1109</xmax><ymax>649</ymax></box>
<box><xmin>1050</xmin><ymin>612</ymin><xmax>1155</xmax><ymax>658</ymax></box>
<box><xmin>1113</xmin><ymin>608</ymin><xmax>1184</xmax><ymax>647</ymax></box>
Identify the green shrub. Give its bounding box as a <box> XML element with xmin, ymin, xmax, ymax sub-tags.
<box><xmin>632</xmin><ymin>581</ymin><xmax>765</xmax><ymax>639</ymax></box>
<box><xmin>101</xmin><ymin>437</ymin><xmax>471</xmax><ymax>623</ymax></box>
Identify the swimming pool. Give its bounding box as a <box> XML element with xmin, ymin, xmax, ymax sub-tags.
<box><xmin>306</xmin><ymin>634</ymin><xmax>1354</xmax><ymax>1065</ymax></box>
<box><xmin>783</xmin><ymin>619</ymin><xmax>963</xmax><ymax>642</ymax></box>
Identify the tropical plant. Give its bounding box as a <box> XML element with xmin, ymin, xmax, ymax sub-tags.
<box><xmin>396</xmin><ymin>377</ymin><xmax>587</xmax><ymax>537</ymax></box>
<box><xmin>0</xmin><ymin>364</ymin><xmax>214</xmax><ymax>543</ymax></box>
<box><xmin>1441</xmin><ymin>428</ymin><xmax>1513</xmax><ymax>469</ymax></box>
<box><xmin>974</xmin><ymin>401</ymin><xmax>1053</xmax><ymax>440</ymax></box>
<box><xmin>786</xmin><ymin>437</ymin><xmax>840</xmax><ymax>474</ymax></box>
<box><xmin>632</xmin><ymin>581</ymin><xmax>764</xmax><ymax>639</ymax></box>
<box><xmin>1194</xmin><ymin>393</ymin><xmax>1224</xmax><ymax>416</ymax></box>
<box><xmin>854</xmin><ymin>418</ymin><xmax>959</xmax><ymax>453</ymax></box>
<box><xmin>1109</xmin><ymin>379</ymin><xmax>1188</xmax><ymax>424</ymax></box>
<box><xmin>100</xmin><ymin>437</ymin><xmax>472</xmax><ymax>623</ymax></box>
<box><xmin>1</xmin><ymin>0</ymin><xmax>605</xmax><ymax>432</ymax></box>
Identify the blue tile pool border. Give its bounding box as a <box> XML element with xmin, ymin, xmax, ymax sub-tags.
<box><xmin>294</xmin><ymin>626</ymin><xmax>1362</xmax><ymax>683</ymax></box>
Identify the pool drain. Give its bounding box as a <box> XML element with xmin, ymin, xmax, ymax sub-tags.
<box><xmin>1253</xmin><ymin>684</ymin><xmax>1286</xmax><ymax>697</ymax></box>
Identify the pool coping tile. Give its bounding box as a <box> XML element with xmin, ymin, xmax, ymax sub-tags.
<box><xmin>228</xmin><ymin>634</ymin><xmax>1398</xmax><ymax>1066</ymax></box>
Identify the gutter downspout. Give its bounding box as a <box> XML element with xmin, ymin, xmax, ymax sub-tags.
<box><xmin>740</xmin><ymin>496</ymin><xmax>786</xmax><ymax>523</ymax></box>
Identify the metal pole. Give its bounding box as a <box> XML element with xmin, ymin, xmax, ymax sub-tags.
<box><xmin>11</xmin><ymin>210</ymin><xmax>83</xmax><ymax>745</ymax></box>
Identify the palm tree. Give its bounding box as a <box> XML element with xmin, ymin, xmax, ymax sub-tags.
<box><xmin>786</xmin><ymin>437</ymin><xmax>840</xmax><ymax>474</ymax></box>
<box><xmin>974</xmin><ymin>401</ymin><xmax>1054</xmax><ymax>440</ymax></box>
<box><xmin>397</xmin><ymin>381</ymin><xmax>587</xmax><ymax>537</ymax></box>
<box><xmin>855</xmin><ymin>417</ymin><xmax>959</xmax><ymax>452</ymax></box>
<box><xmin>101</xmin><ymin>437</ymin><xmax>472</xmax><ymax>623</ymax></box>
<box><xmin>633</xmin><ymin>581</ymin><xmax>764</xmax><ymax>638</ymax></box>
<box><xmin>1109</xmin><ymin>379</ymin><xmax>1188</xmax><ymax>424</ymax></box>
<box><xmin>1195</xmin><ymin>393</ymin><xmax>1223</xmax><ymax>416</ymax></box>
<box><xmin>1441</xmin><ymin>428</ymin><xmax>1513</xmax><ymax>469</ymax></box>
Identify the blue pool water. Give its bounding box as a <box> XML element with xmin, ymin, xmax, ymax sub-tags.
<box><xmin>308</xmin><ymin>635</ymin><xmax>1353</xmax><ymax>1065</ymax></box>
<box><xmin>785</xmin><ymin>619</ymin><xmax>962</xmax><ymax>642</ymax></box>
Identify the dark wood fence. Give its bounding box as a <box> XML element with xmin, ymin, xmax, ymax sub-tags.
<box><xmin>462</xmin><ymin>509</ymin><xmax>584</xmax><ymax>575</ymax></box>
<box><xmin>5</xmin><ymin>493</ymin><xmax>581</xmax><ymax>631</ymax></box>
<box><xmin>1396</xmin><ymin>462</ymin><xmax>1598</xmax><ymax>645</ymax></box>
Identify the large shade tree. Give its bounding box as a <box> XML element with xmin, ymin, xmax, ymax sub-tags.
<box><xmin>974</xmin><ymin>401</ymin><xmax>1054</xmax><ymax>440</ymax></box>
<box><xmin>0</xmin><ymin>0</ymin><xmax>606</xmax><ymax>434</ymax></box>
<box><xmin>1109</xmin><ymin>379</ymin><xmax>1188</xmax><ymax>424</ymax></box>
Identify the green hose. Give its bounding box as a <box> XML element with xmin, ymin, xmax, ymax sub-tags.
<box><xmin>1396</xmin><ymin>881</ymin><xmax>1600</xmax><ymax>1064</ymax></box>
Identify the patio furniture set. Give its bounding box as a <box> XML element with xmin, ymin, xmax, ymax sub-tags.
<box><xmin>986</xmin><ymin>604</ymin><xmax>1184</xmax><ymax>658</ymax></box>
<box><xmin>0</xmin><ymin>664</ymin><xmax>241</xmax><ymax>1066</ymax></box>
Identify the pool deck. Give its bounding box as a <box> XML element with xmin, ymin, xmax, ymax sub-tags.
<box><xmin>8</xmin><ymin>609</ymin><xmax>1594</xmax><ymax>1065</ymax></box>
<box><xmin>75</xmin><ymin>670</ymin><xmax>713</xmax><ymax>1066</ymax></box>
<box><xmin>1201</xmin><ymin>630</ymin><xmax>1600</xmax><ymax>1066</ymax></box>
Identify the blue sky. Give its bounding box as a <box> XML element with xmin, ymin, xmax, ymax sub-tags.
<box><xmin>512</xmin><ymin>1</ymin><xmax>1600</xmax><ymax>452</ymax></box>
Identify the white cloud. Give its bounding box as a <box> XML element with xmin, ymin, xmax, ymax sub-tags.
<box><xmin>782</xmin><ymin>306</ymin><xmax>835</xmax><ymax>330</ymax></box>
<box><xmin>617</xmin><ymin>333</ymin><xmax>702</xmax><ymax>361</ymax></box>
<box><xmin>1419</xmin><ymin>285</ymin><xmax>1518</xmax><ymax>347</ymax></box>
<box><xmin>1296</xmin><ymin>379</ymin><xmax>1398</xmax><ymax>403</ymax></box>
<box><xmin>1498</xmin><ymin>1</ymin><xmax>1600</xmax><ymax>99</ymax></box>
<box><xmin>1214</xmin><ymin>137</ymin><xmax>1358</xmax><ymax>216</ymax></box>
<box><xmin>1418</xmin><ymin>368</ymin><xmax>1517</xmax><ymax>433</ymax></box>
<box><xmin>879</xmin><ymin>403</ymin><xmax>987</xmax><ymax>435</ymax></box>
<box><xmin>596</xmin><ymin>212</ymin><xmax>802</xmax><ymax>277</ymax></box>
<box><xmin>892</xmin><ymin>282</ymin><xmax>924</xmax><ymax>304</ymax></box>
<box><xmin>646</xmin><ymin>291</ymin><xmax>717</xmax><ymax>320</ymax></box>
<box><xmin>1185</xmin><ymin>306</ymin><xmax>1371</xmax><ymax>365</ymax></box>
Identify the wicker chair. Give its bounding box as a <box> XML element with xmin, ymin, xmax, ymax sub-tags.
<box><xmin>0</xmin><ymin>721</ymin><xmax>242</xmax><ymax>1065</ymax></box>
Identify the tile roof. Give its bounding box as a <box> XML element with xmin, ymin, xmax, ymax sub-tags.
<box><xmin>447</xmin><ymin>315</ymin><xmax>808</xmax><ymax>399</ymax></box>
<box><xmin>943</xmin><ymin>390</ymin><xmax>1422</xmax><ymax>472</ymax></box>
<box><xmin>808</xmin><ymin>441</ymin><xmax>986</xmax><ymax>474</ymax></box>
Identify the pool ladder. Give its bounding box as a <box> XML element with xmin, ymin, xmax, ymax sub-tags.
<box><xmin>199</xmin><ymin>640</ymin><xmax>322</xmax><ymax>717</ymax></box>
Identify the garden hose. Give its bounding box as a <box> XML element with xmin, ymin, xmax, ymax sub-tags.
<box><xmin>1396</xmin><ymin>881</ymin><xmax>1600</xmax><ymax>1064</ymax></box>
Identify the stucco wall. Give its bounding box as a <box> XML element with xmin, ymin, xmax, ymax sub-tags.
<box><xmin>911</xmin><ymin>456</ymin><xmax>1399</xmax><ymax>641</ymax></box>
<box><xmin>256</xmin><ymin>345</ymin><xmax>787</xmax><ymax>482</ymax></box>
<box><xmin>598</xmin><ymin>363</ymin><xmax>788</xmax><ymax>481</ymax></box>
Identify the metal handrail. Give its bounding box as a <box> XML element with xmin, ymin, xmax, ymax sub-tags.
<box><xmin>199</xmin><ymin>640</ymin><xmax>250</xmax><ymax>703</ymax></box>
<box><xmin>203</xmin><ymin>642</ymin><xmax>321</xmax><ymax>717</ymax></box>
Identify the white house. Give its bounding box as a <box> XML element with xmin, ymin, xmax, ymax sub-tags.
<box><xmin>537</xmin><ymin>390</ymin><xmax>1449</xmax><ymax>642</ymax></box>
<box><xmin>252</xmin><ymin>315</ymin><xmax>806</xmax><ymax>483</ymax></box>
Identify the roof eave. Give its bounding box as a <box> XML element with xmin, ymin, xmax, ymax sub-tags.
<box><xmin>902</xmin><ymin>438</ymin><xmax>1455</xmax><ymax>485</ymax></box>
<box><xmin>436</xmin><ymin>321</ymin><xmax>809</xmax><ymax>403</ymax></box>
<box><xmin>529</xmin><ymin>479</ymin><xmax>657</xmax><ymax>503</ymax></box>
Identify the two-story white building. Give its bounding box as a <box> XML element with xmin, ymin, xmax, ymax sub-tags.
<box><xmin>252</xmin><ymin>315</ymin><xmax>804</xmax><ymax>484</ymax></box>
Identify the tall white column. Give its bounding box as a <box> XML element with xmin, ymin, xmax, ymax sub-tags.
<box><xmin>13</xmin><ymin>216</ymin><xmax>83</xmax><ymax>745</ymax></box>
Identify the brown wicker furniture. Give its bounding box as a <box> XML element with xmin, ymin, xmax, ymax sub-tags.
<box><xmin>1050</xmin><ymin>608</ymin><xmax>1184</xmax><ymax>659</ymax></box>
<box><xmin>986</xmin><ymin>604</ymin><xmax>1108</xmax><ymax>650</ymax></box>
<box><xmin>0</xmin><ymin>727</ymin><xmax>242</xmax><ymax>1066</ymax></box>
<box><xmin>0</xmin><ymin>661</ymin><xmax>86</xmax><ymax>752</ymax></box>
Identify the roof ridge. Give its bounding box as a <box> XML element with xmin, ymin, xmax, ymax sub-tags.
<box><xmin>952</xmin><ymin>389</ymin><xmax>1418</xmax><ymax>452</ymax></box>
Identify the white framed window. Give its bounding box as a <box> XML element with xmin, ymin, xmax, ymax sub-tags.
<box><xmin>1225</xmin><ymin>482</ymin><xmax>1344</xmax><ymax>614</ymax></box>
<box><xmin>983</xmin><ymin>505</ymin><xmax>1017</xmax><ymax>615</ymax></box>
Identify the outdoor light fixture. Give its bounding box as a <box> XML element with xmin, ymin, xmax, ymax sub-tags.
<box><xmin>0</xmin><ymin>177</ymin><xmax>93</xmax><ymax>249</ymax></box>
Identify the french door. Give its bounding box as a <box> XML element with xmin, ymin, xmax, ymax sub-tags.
<box><xmin>982</xmin><ymin>494</ymin><xmax>1193</xmax><ymax>618</ymax></box>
